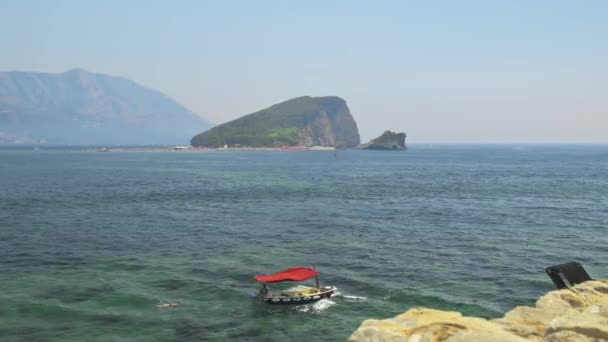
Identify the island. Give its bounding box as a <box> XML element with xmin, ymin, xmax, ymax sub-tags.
<box><xmin>358</xmin><ymin>130</ymin><xmax>407</xmax><ymax>150</ymax></box>
<box><xmin>190</xmin><ymin>96</ymin><xmax>361</xmax><ymax>148</ymax></box>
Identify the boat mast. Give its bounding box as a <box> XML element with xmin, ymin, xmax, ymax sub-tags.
<box><xmin>314</xmin><ymin>265</ymin><xmax>320</xmax><ymax>289</ymax></box>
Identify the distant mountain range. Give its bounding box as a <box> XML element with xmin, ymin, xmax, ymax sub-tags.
<box><xmin>191</xmin><ymin>96</ymin><xmax>361</xmax><ymax>148</ymax></box>
<box><xmin>0</xmin><ymin>69</ymin><xmax>212</xmax><ymax>145</ymax></box>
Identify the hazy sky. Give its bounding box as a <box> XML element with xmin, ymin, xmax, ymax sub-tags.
<box><xmin>1</xmin><ymin>0</ymin><xmax>606</xmax><ymax>143</ymax></box>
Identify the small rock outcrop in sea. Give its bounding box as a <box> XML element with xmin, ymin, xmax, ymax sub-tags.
<box><xmin>190</xmin><ymin>96</ymin><xmax>361</xmax><ymax>148</ymax></box>
<box><xmin>358</xmin><ymin>131</ymin><xmax>407</xmax><ymax>150</ymax></box>
<box><xmin>348</xmin><ymin>280</ymin><xmax>608</xmax><ymax>341</ymax></box>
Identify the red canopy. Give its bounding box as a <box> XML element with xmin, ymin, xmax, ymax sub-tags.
<box><xmin>254</xmin><ymin>267</ymin><xmax>318</xmax><ymax>283</ymax></box>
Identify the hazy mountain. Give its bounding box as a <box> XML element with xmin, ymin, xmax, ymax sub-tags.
<box><xmin>191</xmin><ymin>96</ymin><xmax>360</xmax><ymax>148</ymax></box>
<box><xmin>0</xmin><ymin>69</ymin><xmax>212</xmax><ymax>145</ymax></box>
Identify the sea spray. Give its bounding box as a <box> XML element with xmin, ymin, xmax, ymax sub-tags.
<box><xmin>333</xmin><ymin>290</ymin><xmax>367</xmax><ymax>301</ymax></box>
<box><xmin>341</xmin><ymin>295</ymin><xmax>367</xmax><ymax>301</ymax></box>
<box><xmin>296</xmin><ymin>298</ymin><xmax>336</xmax><ymax>313</ymax></box>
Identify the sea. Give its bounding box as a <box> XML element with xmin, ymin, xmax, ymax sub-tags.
<box><xmin>1</xmin><ymin>145</ymin><xmax>607</xmax><ymax>341</ymax></box>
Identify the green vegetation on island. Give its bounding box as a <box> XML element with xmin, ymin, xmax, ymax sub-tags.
<box><xmin>191</xmin><ymin>96</ymin><xmax>361</xmax><ymax>148</ymax></box>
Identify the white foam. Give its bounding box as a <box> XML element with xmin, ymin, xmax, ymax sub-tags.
<box><xmin>333</xmin><ymin>290</ymin><xmax>367</xmax><ymax>301</ymax></box>
<box><xmin>342</xmin><ymin>295</ymin><xmax>367</xmax><ymax>301</ymax></box>
<box><xmin>296</xmin><ymin>298</ymin><xmax>336</xmax><ymax>313</ymax></box>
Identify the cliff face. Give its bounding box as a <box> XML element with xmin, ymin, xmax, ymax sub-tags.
<box><xmin>0</xmin><ymin>69</ymin><xmax>212</xmax><ymax>145</ymax></box>
<box><xmin>358</xmin><ymin>131</ymin><xmax>407</xmax><ymax>150</ymax></box>
<box><xmin>190</xmin><ymin>96</ymin><xmax>360</xmax><ymax>148</ymax></box>
<box><xmin>348</xmin><ymin>280</ymin><xmax>608</xmax><ymax>341</ymax></box>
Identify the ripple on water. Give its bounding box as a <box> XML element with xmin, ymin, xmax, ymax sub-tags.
<box><xmin>0</xmin><ymin>147</ymin><xmax>607</xmax><ymax>341</ymax></box>
<box><xmin>38</xmin><ymin>284</ymin><xmax>116</xmax><ymax>303</ymax></box>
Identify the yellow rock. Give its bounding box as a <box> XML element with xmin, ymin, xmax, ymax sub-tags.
<box><xmin>348</xmin><ymin>308</ymin><xmax>527</xmax><ymax>342</ymax></box>
<box><xmin>348</xmin><ymin>280</ymin><xmax>608</xmax><ymax>342</ymax></box>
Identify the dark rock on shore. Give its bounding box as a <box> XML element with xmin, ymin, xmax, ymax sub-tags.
<box><xmin>358</xmin><ymin>131</ymin><xmax>407</xmax><ymax>150</ymax></box>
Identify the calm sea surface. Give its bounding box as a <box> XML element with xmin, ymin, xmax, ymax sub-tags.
<box><xmin>1</xmin><ymin>145</ymin><xmax>607</xmax><ymax>341</ymax></box>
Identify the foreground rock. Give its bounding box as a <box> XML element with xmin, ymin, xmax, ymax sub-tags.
<box><xmin>358</xmin><ymin>131</ymin><xmax>407</xmax><ymax>150</ymax></box>
<box><xmin>348</xmin><ymin>280</ymin><xmax>608</xmax><ymax>341</ymax></box>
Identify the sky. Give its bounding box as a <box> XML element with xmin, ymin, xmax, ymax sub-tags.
<box><xmin>1</xmin><ymin>0</ymin><xmax>607</xmax><ymax>143</ymax></box>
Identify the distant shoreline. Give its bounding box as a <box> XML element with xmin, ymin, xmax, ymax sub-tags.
<box><xmin>1</xmin><ymin>143</ymin><xmax>608</xmax><ymax>151</ymax></box>
<box><xmin>85</xmin><ymin>146</ymin><xmax>338</xmax><ymax>153</ymax></box>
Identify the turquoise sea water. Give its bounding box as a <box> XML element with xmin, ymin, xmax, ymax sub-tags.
<box><xmin>1</xmin><ymin>145</ymin><xmax>607</xmax><ymax>341</ymax></box>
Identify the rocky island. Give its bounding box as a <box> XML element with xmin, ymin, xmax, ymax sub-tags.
<box><xmin>358</xmin><ymin>131</ymin><xmax>407</xmax><ymax>150</ymax></box>
<box><xmin>190</xmin><ymin>96</ymin><xmax>361</xmax><ymax>148</ymax></box>
<box><xmin>349</xmin><ymin>280</ymin><xmax>608</xmax><ymax>341</ymax></box>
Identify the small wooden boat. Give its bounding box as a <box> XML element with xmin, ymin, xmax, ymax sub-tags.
<box><xmin>254</xmin><ymin>267</ymin><xmax>336</xmax><ymax>305</ymax></box>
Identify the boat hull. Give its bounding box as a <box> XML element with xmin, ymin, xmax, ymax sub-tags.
<box><xmin>260</xmin><ymin>286</ymin><xmax>336</xmax><ymax>305</ymax></box>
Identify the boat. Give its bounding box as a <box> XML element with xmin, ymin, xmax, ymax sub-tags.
<box><xmin>254</xmin><ymin>267</ymin><xmax>336</xmax><ymax>305</ymax></box>
<box><xmin>96</xmin><ymin>147</ymin><xmax>111</xmax><ymax>152</ymax></box>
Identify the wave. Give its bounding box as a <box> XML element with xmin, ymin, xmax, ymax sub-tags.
<box><xmin>296</xmin><ymin>298</ymin><xmax>336</xmax><ymax>313</ymax></box>
<box><xmin>332</xmin><ymin>290</ymin><xmax>367</xmax><ymax>301</ymax></box>
<box><xmin>341</xmin><ymin>294</ymin><xmax>367</xmax><ymax>301</ymax></box>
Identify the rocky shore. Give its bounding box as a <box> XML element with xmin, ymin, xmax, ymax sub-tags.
<box><xmin>358</xmin><ymin>131</ymin><xmax>407</xmax><ymax>150</ymax></box>
<box><xmin>348</xmin><ymin>280</ymin><xmax>608</xmax><ymax>341</ymax></box>
<box><xmin>84</xmin><ymin>146</ymin><xmax>335</xmax><ymax>153</ymax></box>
